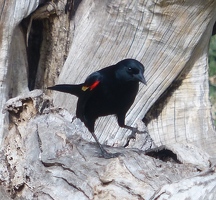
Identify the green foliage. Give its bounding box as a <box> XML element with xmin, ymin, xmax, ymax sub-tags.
<box><xmin>209</xmin><ymin>35</ymin><xmax>216</xmax><ymax>124</ymax></box>
<box><xmin>209</xmin><ymin>35</ymin><xmax>216</xmax><ymax>77</ymax></box>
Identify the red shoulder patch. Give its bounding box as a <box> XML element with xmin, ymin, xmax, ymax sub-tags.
<box><xmin>82</xmin><ymin>80</ymin><xmax>100</xmax><ymax>91</ymax></box>
<box><xmin>89</xmin><ymin>80</ymin><xmax>100</xmax><ymax>90</ymax></box>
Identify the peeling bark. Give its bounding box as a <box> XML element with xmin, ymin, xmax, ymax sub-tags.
<box><xmin>1</xmin><ymin>0</ymin><xmax>216</xmax><ymax>199</ymax></box>
<box><xmin>1</xmin><ymin>90</ymin><xmax>213</xmax><ymax>199</ymax></box>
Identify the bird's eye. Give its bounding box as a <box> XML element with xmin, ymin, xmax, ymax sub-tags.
<box><xmin>127</xmin><ymin>67</ymin><xmax>133</xmax><ymax>74</ymax></box>
<box><xmin>127</xmin><ymin>67</ymin><xmax>139</xmax><ymax>74</ymax></box>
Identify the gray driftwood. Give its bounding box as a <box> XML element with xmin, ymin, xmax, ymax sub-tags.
<box><xmin>0</xmin><ymin>0</ymin><xmax>216</xmax><ymax>199</ymax></box>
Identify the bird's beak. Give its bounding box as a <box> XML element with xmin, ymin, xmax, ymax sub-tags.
<box><xmin>135</xmin><ymin>73</ymin><xmax>147</xmax><ymax>85</ymax></box>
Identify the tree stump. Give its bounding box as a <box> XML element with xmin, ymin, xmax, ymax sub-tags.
<box><xmin>0</xmin><ymin>0</ymin><xmax>216</xmax><ymax>199</ymax></box>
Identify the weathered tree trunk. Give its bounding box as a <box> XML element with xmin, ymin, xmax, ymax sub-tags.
<box><xmin>1</xmin><ymin>0</ymin><xmax>216</xmax><ymax>199</ymax></box>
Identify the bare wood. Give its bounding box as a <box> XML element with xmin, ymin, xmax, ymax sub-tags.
<box><xmin>0</xmin><ymin>0</ymin><xmax>40</xmax><ymax>143</ymax></box>
<box><xmin>52</xmin><ymin>0</ymin><xmax>216</xmax><ymax>156</ymax></box>
<box><xmin>1</xmin><ymin>0</ymin><xmax>216</xmax><ymax>199</ymax></box>
<box><xmin>2</xmin><ymin>91</ymin><xmax>214</xmax><ymax>199</ymax></box>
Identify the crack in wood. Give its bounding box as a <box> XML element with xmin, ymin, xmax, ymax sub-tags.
<box><xmin>145</xmin><ymin>145</ymin><xmax>182</xmax><ymax>164</ymax></box>
<box><xmin>53</xmin><ymin>175</ymin><xmax>90</xmax><ymax>199</ymax></box>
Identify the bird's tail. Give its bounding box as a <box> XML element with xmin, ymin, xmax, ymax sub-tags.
<box><xmin>47</xmin><ymin>84</ymin><xmax>83</xmax><ymax>97</ymax></box>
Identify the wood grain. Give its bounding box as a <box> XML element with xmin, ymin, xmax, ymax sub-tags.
<box><xmin>52</xmin><ymin>0</ymin><xmax>216</xmax><ymax>155</ymax></box>
<box><xmin>1</xmin><ymin>0</ymin><xmax>216</xmax><ymax>199</ymax></box>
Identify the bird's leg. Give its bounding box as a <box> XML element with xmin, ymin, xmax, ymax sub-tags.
<box><xmin>90</xmin><ymin>131</ymin><xmax>121</xmax><ymax>159</ymax></box>
<box><xmin>123</xmin><ymin>125</ymin><xmax>138</xmax><ymax>139</ymax></box>
<box><xmin>123</xmin><ymin>125</ymin><xmax>138</xmax><ymax>147</ymax></box>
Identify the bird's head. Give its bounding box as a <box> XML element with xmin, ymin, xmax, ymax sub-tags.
<box><xmin>115</xmin><ymin>59</ymin><xmax>146</xmax><ymax>85</ymax></box>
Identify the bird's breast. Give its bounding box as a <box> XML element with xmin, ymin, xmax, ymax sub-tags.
<box><xmin>84</xmin><ymin>81</ymin><xmax>139</xmax><ymax>117</ymax></box>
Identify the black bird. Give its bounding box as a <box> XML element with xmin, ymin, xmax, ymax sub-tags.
<box><xmin>48</xmin><ymin>59</ymin><xmax>146</xmax><ymax>158</ymax></box>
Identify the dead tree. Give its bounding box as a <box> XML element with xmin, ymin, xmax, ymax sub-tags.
<box><xmin>0</xmin><ymin>0</ymin><xmax>216</xmax><ymax>199</ymax></box>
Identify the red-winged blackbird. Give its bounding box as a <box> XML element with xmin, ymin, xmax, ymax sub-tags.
<box><xmin>48</xmin><ymin>59</ymin><xmax>146</xmax><ymax>158</ymax></box>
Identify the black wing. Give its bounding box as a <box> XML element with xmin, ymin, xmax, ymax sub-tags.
<box><xmin>76</xmin><ymin>71</ymin><xmax>102</xmax><ymax>123</ymax></box>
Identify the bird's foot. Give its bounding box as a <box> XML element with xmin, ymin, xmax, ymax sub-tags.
<box><xmin>100</xmin><ymin>148</ymin><xmax>121</xmax><ymax>159</ymax></box>
<box><xmin>124</xmin><ymin>125</ymin><xmax>149</xmax><ymax>147</ymax></box>
<box><xmin>124</xmin><ymin>127</ymin><xmax>138</xmax><ymax>147</ymax></box>
<box><xmin>128</xmin><ymin>127</ymin><xmax>138</xmax><ymax>139</ymax></box>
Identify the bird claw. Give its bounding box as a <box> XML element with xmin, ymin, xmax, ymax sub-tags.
<box><xmin>100</xmin><ymin>149</ymin><xmax>121</xmax><ymax>159</ymax></box>
<box><xmin>124</xmin><ymin>127</ymin><xmax>149</xmax><ymax>147</ymax></box>
<box><xmin>128</xmin><ymin>128</ymin><xmax>137</xmax><ymax>139</ymax></box>
<box><xmin>124</xmin><ymin>128</ymin><xmax>137</xmax><ymax>147</ymax></box>
<box><xmin>137</xmin><ymin>130</ymin><xmax>148</xmax><ymax>134</ymax></box>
